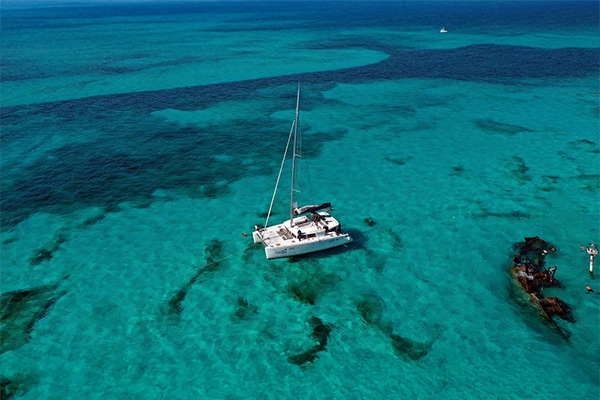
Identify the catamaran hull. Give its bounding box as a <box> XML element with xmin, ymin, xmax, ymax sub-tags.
<box><xmin>264</xmin><ymin>234</ymin><xmax>352</xmax><ymax>259</ymax></box>
<box><xmin>253</xmin><ymin>88</ymin><xmax>352</xmax><ymax>260</ymax></box>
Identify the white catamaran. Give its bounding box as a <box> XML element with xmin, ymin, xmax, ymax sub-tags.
<box><xmin>252</xmin><ymin>87</ymin><xmax>353</xmax><ymax>259</ymax></box>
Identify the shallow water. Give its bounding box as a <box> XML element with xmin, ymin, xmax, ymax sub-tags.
<box><xmin>1</xmin><ymin>1</ymin><xmax>599</xmax><ymax>399</ymax></box>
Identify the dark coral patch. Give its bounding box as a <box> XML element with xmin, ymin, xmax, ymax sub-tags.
<box><xmin>388</xmin><ymin>229</ymin><xmax>403</xmax><ymax>248</ymax></box>
<box><xmin>385</xmin><ymin>156</ymin><xmax>412</xmax><ymax>166</ymax></box>
<box><xmin>30</xmin><ymin>249</ymin><xmax>54</xmax><ymax>266</ymax></box>
<box><xmin>506</xmin><ymin>156</ymin><xmax>531</xmax><ymax>183</ymax></box>
<box><xmin>541</xmin><ymin>175</ymin><xmax>560</xmax><ymax>184</ymax></box>
<box><xmin>168</xmin><ymin>239</ymin><xmax>225</xmax><ymax>315</ymax></box>
<box><xmin>1</xmin><ymin>284</ymin><xmax>65</xmax><ymax>354</ymax></box>
<box><xmin>1</xmin><ymin>375</ymin><xmax>32</xmax><ymax>399</ymax></box>
<box><xmin>286</xmin><ymin>274</ymin><xmax>340</xmax><ymax>305</ymax></box>
<box><xmin>242</xmin><ymin>244</ymin><xmax>258</xmax><ymax>263</ymax></box>
<box><xmin>475</xmin><ymin>208</ymin><xmax>530</xmax><ymax>219</ymax></box>
<box><xmin>575</xmin><ymin>174</ymin><xmax>600</xmax><ymax>192</ymax></box>
<box><xmin>29</xmin><ymin>233</ymin><xmax>67</xmax><ymax>266</ymax></box>
<box><xmin>357</xmin><ymin>294</ymin><xmax>386</xmax><ymax>327</ymax></box>
<box><xmin>77</xmin><ymin>213</ymin><xmax>106</xmax><ymax>228</ymax></box>
<box><xmin>450</xmin><ymin>165</ymin><xmax>465</xmax><ymax>176</ymax></box>
<box><xmin>199</xmin><ymin>182</ymin><xmax>231</xmax><ymax>199</ymax></box>
<box><xmin>309</xmin><ymin>317</ymin><xmax>332</xmax><ymax>346</ymax></box>
<box><xmin>569</xmin><ymin>139</ymin><xmax>599</xmax><ymax>154</ymax></box>
<box><xmin>287</xmin><ymin>316</ymin><xmax>333</xmax><ymax>367</ymax></box>
<box><xmin>288</xmin><ymin>284</ymin><xmax>318</xmax><ymax>305</ymax></box>
<box><xmin>256</xmin><ymin>211</ymin><xmax>269</xmax><ymax>219</ymax></box>
<box><xmin>364</xmin><ymin>217</ymin><xmax>377</xmax><ymax>227</ymax></box>
<box><xmin>287</xmin><ymin>345</ymin><xmax>322</xmax><ymax>366</ymax></box>
<box><xmin>204</xmin><ymin>239</ymin><xmax>225</xmax><ymax>265</ymax></box>
<box><xmin>233</xmin><ymin>297</ymin><xmax>258</xmax><ymax>320</ymax></box>
<box><xmin>356</xmin><ymin>293</ymin><xmax>432</xmax><ymax>361</ymax></box>
<box><xmin>474</xmin><ymin>119</ymin><xmax>535</xmax><ymax>135</ymax></box>
<box><xmin>390</xmin><ymin>333</ymin><xmax>430</xmax><ymax>361</ymax></box>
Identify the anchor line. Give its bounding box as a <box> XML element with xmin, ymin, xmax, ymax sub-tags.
<box><xmin>161</xmin><ymin>242</ymin><xmax>260</xmax><ymax>281</ymax></box>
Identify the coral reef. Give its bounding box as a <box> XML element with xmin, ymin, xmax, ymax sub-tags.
<box><xmin>287</xmin><ymin>316</ymin><xmax>333</xmax><ymax>367</ymax></box>
<box><xmin>356</xmin><ymin>293</ymin><xmax>432</xmax><ymax>361</ymax></box>
<box><xmin>168</xmin><ymin>239</ymin><xmax>225</xmax><ymax>315</ymax></box>
<box><xmin>1</xmin><ymin>284</ymin><xmax>66</xmax><ymax>354</ymax></box>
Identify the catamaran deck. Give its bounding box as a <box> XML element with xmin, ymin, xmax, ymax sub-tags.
<box><xmin>253</xmin><ymin>212</ymin><xmax>352</xmax><ymax>259</ymax></box>
<box><xmin>252</xmin><ymin>87</ymin><xmax>352</xmax><ymax>259</ymax></box>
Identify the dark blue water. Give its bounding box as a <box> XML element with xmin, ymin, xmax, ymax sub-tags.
<box><xmin>1</xmin><ymin>2</ymin><xmax>599</xmax><ymax>400</ymax></box>
<box><xmin>2</xmin><ymin>1</ymin><xmax>598</xmax><ymax>229</ymax></box>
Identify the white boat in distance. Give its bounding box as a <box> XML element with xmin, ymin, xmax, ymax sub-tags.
<box><xmin>440</xmin><ymin>27</ymin><xmax>448</xmax><ymax>33</ymax></box>
<box><xmin>252</xmin><ymin>87</ymin><xmax>353</xmax><ymax>259</ymax></box>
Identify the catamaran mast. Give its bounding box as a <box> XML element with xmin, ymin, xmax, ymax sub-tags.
<box><xmin>290</xmin><ymin>85</ymin><xmax>300</xmax><ymax>226</ymax></box>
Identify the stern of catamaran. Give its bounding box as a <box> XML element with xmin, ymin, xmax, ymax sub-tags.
<box><xmin>252</xmin><ymin>227</ymin><xmax>263</xmax><ymax>244</ymax></box>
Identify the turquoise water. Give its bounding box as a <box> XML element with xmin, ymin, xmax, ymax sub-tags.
<box><xmin>1</xmin><ymin>1</ymin><xmax>599</xmax><ymax>399</ymax></box>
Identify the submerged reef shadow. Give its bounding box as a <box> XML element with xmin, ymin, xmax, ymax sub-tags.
<box><xmin>286</xmin><ymin>273</ymin><xmax>341</xmax><ymax>305</ymax></box>
<box><xmin>385</xmin><ymin>156</ymin><xmax>412</xmax><ymax>167</ymax></box>
<box><xmin>538</xmin><ymin>175</ymin><xmax>561</xmax><ymax>192</ymax></box>
<box><xmin>29</xmin><ymin>233</ymin><xmax>67</xmax><ymax>266</ymax></box>
<box><xmin>0</xmin><ymin>374</ymin><xmax>33</xmax><ymax>400</ymax></box>
<box><xmin>475</xmin><ymin>207</ymin><xmax>530</xmax><ymax>220</ymax></box>
<box><xmin>364</xmin><ymin>217</ymin><xmax>377</xmax><ymax>227</ymax></box>
<box><xmin>506</xmin><ymin>156</ymin><xmax>532</xmax><ymax>183</ymax></box>
<box><xmin>1</xmin><ymin>284</ymin><xmax>66</xmax><ymax>354</ymax></box>
<box><xmin>474</xmin><ymin>118</ymin><xmax>535</xmax><ymax>136</ymax></box>
<box><xmin>77</xmin><ymin>213</ymin><xmax>106</xmax><ymax>229</ymax></box>
<box><xmin>7</xmin><ymin>42</ymin><xmax>596</xmax><ymax>229</ymax></box>
<box><xmin>575</xmin><ymin>174</ymin><xmax>600</xmax><ymax>192</ymax></box>
<box><xmin>569</xmin><ymin>139</ymin><xmax>599</xmax><ymax>154</ymax></box>
<box><xmin>167</xmin><ymin>239</ymin><xmax>226</xmax><ymax>315</ymax></box>
<box><xmin>449</xmin><ymin>165</ymin><xmax>465</xmax><ymax>177</ymax></box>
<box><xmin>387</xmin><ymin>228</ymin><xmax>403</xmax><ymax>248</ymax></box>
<box><xmin>359</xmin><ymin>248</ymin><xmax>388</xmax><ymax>274</ymax></box>
<box><xmin>233</xmin><ymin>297</ymin><xmax>259</xmax><ymax>321</ymax></box>
<box><xmin>287</xmin><ymin>316</ymin><xmax>333</xmax><ymax>367</ymax></box>
<box><xmin>356</xmin><ymin>292</ymin><xmax>434</xmax><ymax>361</ymax></box>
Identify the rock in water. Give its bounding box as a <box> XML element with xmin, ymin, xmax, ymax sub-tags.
<box><xmin>538</xmin><ymin>297</ymin><xmax>575</xmax><ymax>323</ymax></box>
<box><xmin>364</xmin><ymin>217</ymin><xmax>377</xmax><ymax>227</ymax></box>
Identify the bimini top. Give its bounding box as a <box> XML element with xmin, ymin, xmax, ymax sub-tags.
<box><xmin>293</xmin><ymin>202</ymin><xmax>331</xmax><ymax>216</ymax></box>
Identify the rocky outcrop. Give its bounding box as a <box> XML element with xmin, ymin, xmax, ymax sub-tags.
<box><xmin>510</xmin><ymin>236</ymin><xmax>574</xmax><ymax>336</ymax></box>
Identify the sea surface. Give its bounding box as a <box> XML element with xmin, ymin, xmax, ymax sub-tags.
<box><xmin>1</xmin><ymin>1</ymin><xmax>599</xmax><ymax>399</ymax></box>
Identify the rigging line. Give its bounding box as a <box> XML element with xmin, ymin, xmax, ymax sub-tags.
<box><xmin>295</xmin><ymin>107</ymin><xmax>313</xmax><ymax>204</ymax></box>
<box><xmin>265</xmin><ymin>119</ymin><xmax>295</xmax><ymax>228</ymax></box>
<box><xmin>303</xmin><ymin>157</ymin><xmax>315</xmax><ymax>204</ymax></box>
<box><xmin>294</xmin><ymin>114</ymin><xmax>302</xmax><ymax>196</ymax></box>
